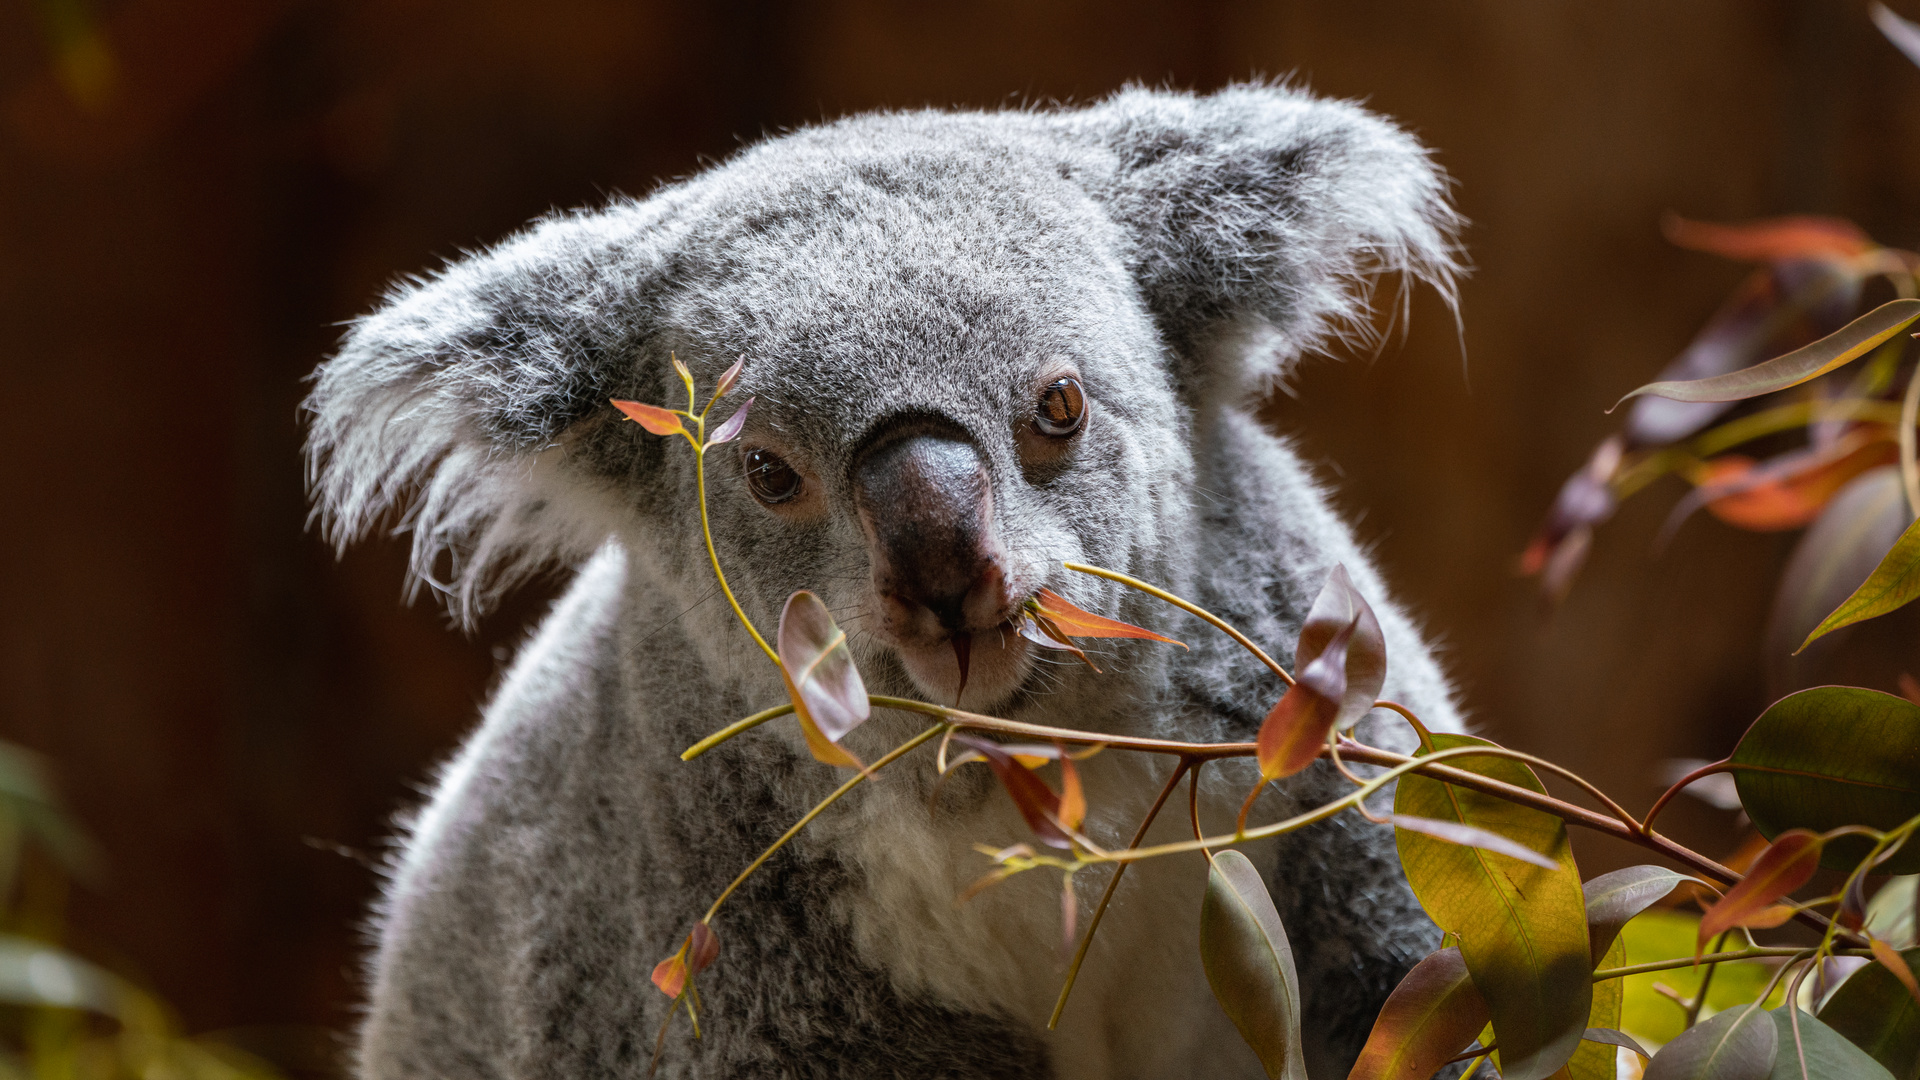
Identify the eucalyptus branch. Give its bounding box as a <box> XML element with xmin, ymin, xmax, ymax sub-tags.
<box><xmin>1064</xmin><ymin>562</ymin><xmax>1294</xmax><ymax>686</ymax></box>
<box><xmin>1590</xmin><ymin>946</ymin><xmax>1869</xmax><ymax>983</ymax></box>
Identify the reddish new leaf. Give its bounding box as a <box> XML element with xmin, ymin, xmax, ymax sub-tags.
<box><xmin>1295</xmin><ymin>565</ymin><xmax>1388</xmax><ymax>730</ymax></box>
<box><xmin>1614</xmin><ymin>299</ymin><xmax>1920</xmax><ymax>408</ymax></box>
<box><xmin>612</xmin><ymin>398</ymin><xmax>687</xmax><ymax>437</ymax></box>
<box><xmin>1662</xmin><ymin>213</ymin><xmax>1874</xmax><ymax>263</ymax></box>
<box><xmin>777</xmin><ymin>591</ymin><xmax>870</xmax><ymax>769</ymax></box>
<box><xmin>713</xmin><ymin>357</ymin><xmax>745</xmax><ymax>400</ymax></box>
<box><xmin>1871</xmin><ymin>937</ymin><xmax>1920</xmax><ymax>1006</ymax></box>
<box><xmin>1698</xmin><ymin>829</ymin><xmax>1823</xmax><ymax>955</ymax></box>
<box><xmin>1389</xmin><ymin>815</ymin><xmax>1559</xmax><ymax>870</ymax></box>
<box><xmin>1058</xmin><ymin>753</ymin><xmax>1086</xmax><ymax>833</ymax></box>
<box><xmin>1255</xmin><ymin>619</ymin><xmax>1353</xmax><ymax>781</ymax></box>
<box><xmin>1683</xmin><ymin>432</ymin><xmax>1897</xmax><ymax>534</ymax></box>
<box><xmin>705</xmin><ymin>398</ymin><xmax>753</xmax><ymax>448</ymax></box>
<box><xmin>1019</xmin><ymin>613</ymin><xmax>1099</xmax><ymax>671</ymax></box>
<box><xmin>1030</xmin><ymin>588</ymin><xmax>1184</xmax><ymax>646</ymax></box>
<box><xmin>650</xmin><ymin>922</ymin><xmax>720</xmax><ymax>998</ymax></box>
<box><xmin>1349</xmin><ymin>947</ymin><xmax>1490</xmax><ymax>1080</ymax></box>
<box><xmin>950</xmin><ymin>735</ymin><xmax>1073</xmax><ymax>850</ymax></box>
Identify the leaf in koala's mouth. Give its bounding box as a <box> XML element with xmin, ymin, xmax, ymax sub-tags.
<box><xmin>1028</xmin><ymin>588</ymin><xmax>1186</xmax><ymax>647</ymax></box>
<box><xmin>950</xmin><ymin>632</ymin><xmax>971</xmax><ymax>707</ymax></box>
<box><xmin>777</xmin><ymin>592</ymin><xmax>870</xmax><ymax>770</ymax></box>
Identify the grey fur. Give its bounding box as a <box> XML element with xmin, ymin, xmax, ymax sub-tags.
<box><xmin>307</xmin><ymin>83</ymin><xmax>1465</xmax><ymax>1080</ymax></box>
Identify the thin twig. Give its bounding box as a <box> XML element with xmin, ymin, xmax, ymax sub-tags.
<box><xmin>1064</xmin><ymin>562</ymin><xmax>1294</xmax><ymax>686</ymax></box>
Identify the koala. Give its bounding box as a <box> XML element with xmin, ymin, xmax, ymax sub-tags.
<box><xmin>306</xmin><ymin>83</ymin><xmax>1466</xmax><ymax>1080</ymax></box>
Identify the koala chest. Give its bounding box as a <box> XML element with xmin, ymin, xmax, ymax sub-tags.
<box><xmin>826</xmin><ymin>754</ymin><xmax>1269</xmax><ymax>1080</ymax></box>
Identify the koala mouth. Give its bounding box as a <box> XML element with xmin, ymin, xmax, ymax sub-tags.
<box><xmin>886</xmin><ymin>614</ymin><xmax>1039</xmax><ymax>714</ymax></box>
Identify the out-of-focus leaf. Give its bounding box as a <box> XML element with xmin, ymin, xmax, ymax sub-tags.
<box><xmin>1730</xmin><ymin>687</ymin><xmax>1920</xmax><ymax>874</ymax></box>
<box><xmin>1255</xmin><ymin>619</ymin><xmax>1351</xmax><ymax>781</ymax></box>
<box><xmin>943</xmin><ymin>741</ymin><xmax>1102</xmax><ymax>772</ymax></box>
<box><xmin>777</xmin><ymin>591</ymin><xmax>871</xmax><ymax>769</ymax></box>
<box><xmin>1295</xmin><ymin>565</ymin><xmax>1388</xmax><ymax>729</ymax></box>
<box><xmin>1349</xmin><ymin>947</ymin><xmax>1489</xmax><ymax>1080</ymax></box>
<box><xmin>1057</xmin><ymin>754</ymin><xmax>1085</xmax><ymax>833</ymax></box>
<box><xmin>1663</xmin><ymin>214</ymin><xmax>1874</xmax><ymax>263</ymax></box>
<box><xmin>611</xmin><ymin>398</ymin><xmax>687</xmax><ymax>437</ymax></box>
<box><xmin>1698</xmin><ymin>831</ymin><xmax>1822</xmax><ymax>954</ymax></box>
<box><xmin>1800</xmin><ymin>509</ymin><xmax>1920</xmax><ymax>650</ymax></box>
<box><xmin>950</xmin><ymin>735</ymin><xmax>1074</xmax><ymax>850</ymax></box>
<box><xmin>1643</xmin><ymin>1004</ymin><xmax>1777</xmax><ymax>1080</ymax></box>
<box><xmin>1679</xmin><ymin>430</ymin><xmax>1897</xmax><ymax>534</ymax></box>
<box><xmin>1820</xmin><ymin>946</ymin><xmax>1920</xmax><ymax>1078</ymax></box>
<box><xmin>705</xmin><ymin>398</ymin><xmax>752</xmax><ymax>448</ymax></box>
<box><xmin>1872</xmin><ymin>940</ymin><xmax>1920</xmax><ymax>1007</ymax></box>
<box><xmin>1768</xmin><ymin>1006</ymin><xmax>1898</xmax><ymax>1080</ymax></box>
<box><xmin>713</xmin><ymin>357</ymin><xmax>745</xmax><ymax>400</ymax></box>
<box><xmin>1029</xmin><ymin>588</ymin><xmax>1184</xmax><ymax>646</ymax></box>
<box><xmin>0</xmin><ymin>935</ymin><xmax>121</xmax><ymax>1015</ymax></box>
<box><xmin>1522</xmin><ymin>437</ymin><xmax>1622</xmax><ymax>597</ymax></box>
<box><xmin>0</xmin><ymin>744</ymin><xmax>100</xmax><ymax>881</ymax></box>
<box><xmin>1615</xmin><ymin>299</ymin><xmax>1920</xmax><ymax>408</ymax></box>
<box><xmin>1389</xmin><ymin>815</ymin><xmax>1558</xmax><ymax>869</ymax></box>
<box><xmin>1875</xmin><ymin>2</ymin><xmax>1920</xmax><ymax>69</ymax></box>
<box><xmin>1660</xmin><ymin>759</ymin><xmax>1746</xmax><ymax>811</ymax></box>
<box><xmin>1866</xmin><ymin>876</ymin><xmax>1918</xmax><ymax>949</ymax></box>
<box><xmin>649</xmin><ymin>923</ymin><xmax>719</xmax><ymax>999</ymax></box>
<box><xmin>1585</xmin><ymin>866</ymin><xmax>1700</xmax><ymax>966</ymax></box>
<box><xmin>1198</xmin><ymin>849</ymin><xmax>1307</xmax><ymax>1080</ymax></box>
<box><xmin>1395</xmin><ymin>734</ymin><xmax>1591</xmax><ymax>1080</ymax></box>
<box><xmin>1620</xmin><ymin>910</ymin><xmax>1787</xmax><ymax>1047</ymax></box>
<box><xmin>1768</xmin><ymin>467</ymin><xmax>1911</xmax><ymax>661</ymax></box>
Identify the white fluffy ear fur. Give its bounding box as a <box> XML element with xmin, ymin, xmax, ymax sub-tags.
<box><xmin>304</xmin><ymin>206</ymin><xmax>663</xmax><ymax>625</ymax></box>
<box><xmin>1067</xmin><ymin>82</ymin><xmax>1464</xmax><ymax>403</ymax></box>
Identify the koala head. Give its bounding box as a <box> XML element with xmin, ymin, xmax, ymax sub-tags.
<box><xmin>305</xmin><ymin>84</ymin><xmax>1458</xmax><ymax>714</ymax></box>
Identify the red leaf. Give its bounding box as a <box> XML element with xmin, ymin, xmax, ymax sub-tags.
<box><xmin>951</xmin><ymin>734</ymin><xmax>1073</xmax><ymax>849</ymax></box>
<box><xmin>611</xmin><ymin>398</ymin><xmax>687</xmax><ymax>437</ymax></box>
<box><xmin>1870</xmin><ymin>936</ymin><xmax>1920</xmax><ymax>1005</ymax></box>
<box><xmin>1255</xmin><ymin>619</ymin><xmax>1352</xmax><ymax>781</ymax></box>
<box><xmin>1698</xmin><ymin>829</ymin><xmax>1823</xmax><ymax>955</ymax></box>
<box><xmin>650</xmin><ymin>951</ymin><xmax>687</xmax><ymax>998</ymax></box>
<box><xmin>1663</xmin><ymin>213</ymin><xmax>1874</xmax><ymax>263</ymax></box>
<box><xmin>1295</xmin><ymin>565</ymin><xmax>1388</xmax><ymax>730</ymax></box>
<box><xmin>687</xmin><ymin>921</ymin><xmax>719</xmax><ymax>976</ymax></box>
<box><xmin>1030</xmin><ymin>588</ymin><xmax>1184</xmax><ymax>646</ymax></box>
<box><xmin>1058</xmin><ymin>753</ymin><xmax>1086</xmax><ymax>832</ymax></box>
<box><xmin>705</xmin><ymin>397</ymin><xmax>752</xmax><ymax>448</ymax></box>
<box><xmin>1019</xmin><ymin>613</ymin><xmax>1098</xmax><ymax>671</ymax></box>
<box><xmin>1685</xmin><ymin>430</ymin><xmax>1897</xmax><ymax>533</ymax></box>
<box><xmin>650</xmin><ymin>922</ymin><xmax>719</xmax><ymax>998</ymax></box>
<box><xmin>713</xmin><ymin>357</ymin><xmax>745</xmax><ymax>400</ymax></box>
<box><xmin>1348</xmin><ymin>947</ymin><xmax>1490</xmax><ymax>1080</ymax></box>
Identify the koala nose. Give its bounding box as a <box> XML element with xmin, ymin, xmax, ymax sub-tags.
<box><xmin>852</xmin><ymin>429</ymin><xmax>1011</xmax><ymax>640</ymax></box>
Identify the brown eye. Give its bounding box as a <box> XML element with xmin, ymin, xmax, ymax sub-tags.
<box><xmin>743</xmin><ymin>448</ymin><xmax>803</xmax><ymax>505</ymax></box>
<box><xmin>1034</xmin><ymin>377</ymin><xmax>1086</xmax><ymax>437</ymax></box>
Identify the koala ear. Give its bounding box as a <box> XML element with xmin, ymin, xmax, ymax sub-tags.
<box><xmin>1064</xmin><ymin>82</ymin><xmax>1463</xmax><ymax>403</ymax></box>
<box><xmin>304</xmin><ymin>204</ymin><xmax>665</xmax><ymax>624</ymax></box>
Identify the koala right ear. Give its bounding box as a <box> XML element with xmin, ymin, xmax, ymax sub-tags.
<box><xmin>304</xmin><ymin>203</ymin><xmax>669</xmax><ymax>624</ymax></box>
<box><xmin>1061</xmin><ymin>83</ymin><xmax>1463</xmax><ymax>406</ymax></box>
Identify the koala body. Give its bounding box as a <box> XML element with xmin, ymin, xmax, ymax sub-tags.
<box><xmin>307</xmin><ymin>84</ymin><xmax>1465</xmax><ymax>1080</ymax></box>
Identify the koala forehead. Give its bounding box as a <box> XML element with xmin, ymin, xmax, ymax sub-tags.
<box><xmin>646</xmin><ymin>116</ymin><xmax>1172</xmax><ymax>465</ymax></box>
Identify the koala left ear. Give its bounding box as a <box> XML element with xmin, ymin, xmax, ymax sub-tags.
<box><xmin>1061</xmin><ymin>82</ymin><xmax>1463</xmax><ymax>402</ymax></box>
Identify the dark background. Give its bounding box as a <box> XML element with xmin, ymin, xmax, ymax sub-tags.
<box><xmin>4</xmin><ymin>0</ymin><xmax>1919</xmax><ymax>1065</ymax></box>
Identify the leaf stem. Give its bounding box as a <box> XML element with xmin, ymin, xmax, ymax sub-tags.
<box><xmin>680</xmin><ymin>703</ymin><xmax>797</xmax><ymax>760</ymax></box>
<box><xmin>1063</xmin><ymin>562</ymin><xmax>1293</xmax><ymax>686</ymax></box>
<box><xmin>1591</xmin><ymin>947</ymin><xmax>1860</xmax><ymax>982</ymax></box>
<box><xmin>1641</xmin><ymin>758</ymin><xmax>1732</xmax><ymax>835</ymax></box>
<box><xmin>699</xmin><ymin>724</ymin><xmax>945</xmax><ymax>924</ymax></box>
<box><xmin>693</xmin><ymin>442</ymin><xmax>780</xmax><ymax>667</ymax></box>
<box><xmin>1047</xmin><ymin>758</ymin><xmax>1191</xmax><ymax>1030</ymax></box>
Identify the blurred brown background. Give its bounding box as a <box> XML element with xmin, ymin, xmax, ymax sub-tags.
<box><xmin>3</xmin><ymin>0</ymin><xmax>1919</xmax><ymax>1065</ymax></box>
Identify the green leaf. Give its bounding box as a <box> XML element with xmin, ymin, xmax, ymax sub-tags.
<box><xmin>1800</xmin><ymin>509</ymin><xmax>1920</xmax><ymax>650</ymax></box>
<box><xmin>1613</xmin><ymin>299</ymin><xmax>1920</xmax><ymax>407</ymax></box>
<box><xmin>1730</xmin><ymin>687</ymin><xmax>1920</xmax><ymax>874</ymax></box>
<box><xmin>1348</xmin><ymin>947</ymin><xmax>1489</xmax><ymax>1080</ymax></box>
<box><xmin>1820</xmin><ymin>947</ymin><xmax>1920</xmax><ymax>1079</ymax></box>
<box><xmin>1394</xmin><ymin>733</ymin><xmax>1591</xmax><ymax>1080</ymax></box>
<box><xmin>1644</xmin><ymin>1004</ymin><xmax>1777</xmax><ymax>1080</ymax></box>
<box><xmin>1768</xmin><ymin>1007</ymin><xmax>1897</xmax><ymax>1080</ymax></box>
<box><xmin>1553</xmin><ymin>934</ymin><xmax>1629</xmax><ymax>1080</ymax></box>
<box><xmin>1584</xmin><ymin>866</ymin><xmax>1700</xmax><ymax>967</ymax></box>
<box><xmin>1198</xmin><ymin>849</ymin><xmax>1307</xmax><ymax>1080</ymax></box>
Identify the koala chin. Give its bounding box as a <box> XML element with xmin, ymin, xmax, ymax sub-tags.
<box><xmin>306</xmin><ymin>83</ymin><xmax>1467</xmax><ymax>1080</ymax></box>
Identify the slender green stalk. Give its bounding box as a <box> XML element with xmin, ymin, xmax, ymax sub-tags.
<box><xmin>700</xmin><ymin>724</ymin><xmax>946</xmax><ymax>923</ymax></box>
<box><xmin>681</xmin><ymin>703</ymin><xmax>796</xmax><ymax>760</ymax></box>
<box><xmin>694</xmin><ymin>441</ymin><xmax>780</xmax><ymax>667</ymax></box>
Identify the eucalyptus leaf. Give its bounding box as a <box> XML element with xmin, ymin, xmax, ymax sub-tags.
<box><xmin>1768</xmin><ymin>1007</ymin><xmax>1897</xmax><ymax>1080</ymax></box>
<box><xmin>1555</xmin><ymin>934</ymin><xmax>1629</xmax><ymax>1080</ymax></box>
<box><xmin>1348</xmin><ymin>947</ymin><xmax>1489</xmax><ymax>1080</ymax></box>
<box><xmin>1799</xmin><ymin>509</ymin><xmax>1920</xmax><ymax>650</ymax></box>
<box><xmin>1198</xmin><ymin>850</ymin><xmax>1306</xmax><ymax>1080</ymax></box>
<box><xmin>1395</xmin><ymin>734</ymin><xmax>1591</xmax><ymax>1080</ymax></box>
<box><xmin>1644</xmin><ymin>1005</ymin><xmax>1777</xmax><ymax>1080</ymax></box>
<box><xmin>1730</xmin><ymin>687</ymin><xmax>1920</xmax><ymax>873</ymax></box>
<box><xmin>1614</xmin><ymin>299</ymin><xmax>1920</xmax><ymax>408</ymax></box>
<box><xmin>1819</xmin><ymin>947</ymin><xmax>1920</xmax><ymax>1080</ymax></box>
<box><xmin>1768</xmin><ymin>466</ymin><xmax>1911</xmax><ymax>660</ymax></box>
<box><xmin>1584</xmin><ymin>865</ymin><xmax>1700</xmax><ymax>966</ymax></box>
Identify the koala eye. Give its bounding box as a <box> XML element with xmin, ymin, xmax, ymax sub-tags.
<box><xmin>1034</xmin><ymin>377</ymin><xmax>1086</xmax><ymax>437</ymax></box>
<box><xmin>743</xmin><ymin>448</ymin><xmax>803</xmax><ymax>505</ymax></box>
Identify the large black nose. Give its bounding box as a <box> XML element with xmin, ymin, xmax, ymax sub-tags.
<box><xmin>852</xmin><ymin>428</ymin><xmax>1010</xmax><ymax>639</ymax></box>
